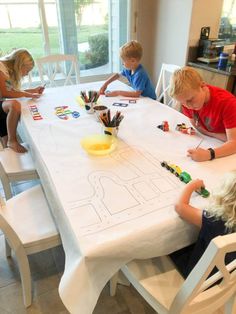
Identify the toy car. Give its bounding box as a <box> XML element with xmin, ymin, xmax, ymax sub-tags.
<box><xmin>160</xmin><ymin>161</ymin><xmax>210</xmax><ymax>198</ymax></box>
<box><xmin>176</xmin><ymin>123</ymin><xmax>186</xmax><ymax>131</ymax></box>
<box><xmin>169</xmin><ymin>164</ymin><xmax>182</xmax><ymax>177</ymax></box>
<box><xmin>182</xmin><ymin>127</ymin><xmax>196</xmax><ymax>135</ymax></box>
<box><xmin>179</xmin><ymin>171</ymin><xmax>192</xmax><ymax>183</ymax></box>
<box><xmin>196</xmin><ymin>187</ymin><xmax>210</xmax><ymax>198</ymax></box>
<box><xmin>157</xmin><ymin>121</ymin><xmax>169</xmax><ymax>132</ymax></box>
<box><xmin>176</xmin><ymin>123</ymin><xmax>196</xmax><ymax>135</ymax></box>
<box><xmin>161</xmin><ymin>161</ymin><xmax>169</xmax><ymax>169</ymax></box>
<box><xmin>161</xmin><ymin>161</ymin><xmax>182</xmax><ymax>177</ymax></box>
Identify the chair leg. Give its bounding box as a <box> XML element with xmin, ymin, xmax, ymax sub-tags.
<box><xmin>2</xmin><ymin>179</ymin><xmax>13</xmax><ymax>200</ymax></box>
<box><xmin>109</xmin><ymin>271</ymin><xmax>130</xmax><ymax>296</ymax></box>
<box><xmin>15</xmin><ymin>249</ymin><xmax>32</xmax><ymax>307</ymax></box>
<box><xmin>110</xmin><ymin>272</ymin><xmax>118</xmax><ymax>296</ymax></box>
<box><xmin>5</xmin><ymin>237</ymin><xmax>11</xmax><ymax>257</ymax></box>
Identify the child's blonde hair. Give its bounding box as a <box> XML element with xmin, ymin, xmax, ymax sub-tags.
<box><xmin>119</xmin><ymin>40</ymin><xmax>143</xmax><ymax>60</ymax></box>
<box><xmin>206</xmin><ymin>170</ymin><xmax>236</xmax><ymax>231</ymax></box>
<box><xmin>169</xmin><ymin>66</ymin><xmax>203</xmax><ymax>98</ymax></box>
<box><xmin>0</xmin><ymin>48</ymin><xmax>34</xmax><ymax>89</ymax></box>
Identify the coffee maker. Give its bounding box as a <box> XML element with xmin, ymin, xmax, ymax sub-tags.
<box><xmin>197</xmin><ymin>27</ymin><xmax>224</xmax><ymax>62</ymax></box>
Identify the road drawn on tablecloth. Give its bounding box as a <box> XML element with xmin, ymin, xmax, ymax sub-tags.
<box><xmin>67</xmin><ymin>146</ymin><xmax>191</xmax><ymax>236</ymax></box>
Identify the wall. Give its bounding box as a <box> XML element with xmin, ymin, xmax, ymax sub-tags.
<box><xmin>136</xmin><ymin>0</ymin><xmax>193</xmax><ymax>84</ymax></box>
<box><xmin>135</xmin><ymin>0</ymin><xmax>158</xmax><ymax>83</ymax></box>
<box><xmin>135</xmin><ymin>0</ymin><xmax>224</xmax><ymax>85</ymax></box>
<box><xmin>188</xmin><ymin>0</ymin><xmax>223</xmax><ymax>46</ymax></box>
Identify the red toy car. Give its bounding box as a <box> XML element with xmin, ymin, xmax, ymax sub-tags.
<box><xmin>157</xmin><ymin>120</ymin><xmax>169</xmax><ymax>132</ymax></box>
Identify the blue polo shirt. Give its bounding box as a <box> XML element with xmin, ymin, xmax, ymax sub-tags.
<box><xmin>121</xmin><ymin>64</ymin><xmax>156</xmax><ymax>100</ymax></box>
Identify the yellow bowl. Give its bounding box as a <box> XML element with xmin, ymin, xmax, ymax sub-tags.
<box><xmin>80</xmin><ymin>134</ymin><xmax>117</xmax><ymax>155</ymax></box>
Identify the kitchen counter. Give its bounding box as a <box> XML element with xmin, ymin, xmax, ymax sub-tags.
<box><xmin>188</xmin><ymin>61</ymin><xmax>236</xmax><ymax>94</ymax></box>
<box><xmin>188</xmin><ymin>61</ymin><xmax>236</xmax><ymax>76</ymax></box>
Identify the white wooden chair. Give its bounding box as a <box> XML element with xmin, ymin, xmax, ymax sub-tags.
<box><xmin>36</xmin><ymin>54</ymin><xmax>80</xmax><ymax>87</ymax></box>
<box><xmin>155</xmin><ymin>63</ymin><xmax>180</xmax><ymax>107</ymax></box>
<box><xmin>0</xmin><ymin>185</ymin><xmax>61</xmax><ymax>307</ymax></box>
<box><xmin>120</xmin><ymin>233</ymin><xmax>236</xmax><ymax>314</ymax></box>
<box><xmin>0</xmin><ymin>144</ymin><xmax>38</xmax><ymax>200</ymax></box>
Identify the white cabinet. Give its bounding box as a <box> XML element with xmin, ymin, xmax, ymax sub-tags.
<box><xmin>193</xmin><ymin>67</ymin><xmax>234</xmax><ymax>92</ymax></box>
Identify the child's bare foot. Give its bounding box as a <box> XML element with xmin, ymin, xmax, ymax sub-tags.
<box><xmin>7</xmin><ymin>141</ymin><xmax>27</xmax><ymax>153</ymax></box>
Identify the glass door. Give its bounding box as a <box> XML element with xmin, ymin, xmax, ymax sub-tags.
<box><xmin>0</xmin><ymin>0</ymin><xmax>132</xmax><ymax>82</ymax></box>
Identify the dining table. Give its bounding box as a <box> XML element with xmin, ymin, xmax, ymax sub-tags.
<box><xmin>19</xmin><ymin>80</ymin><xmax>236</xmax><ymax>314</ymax></box>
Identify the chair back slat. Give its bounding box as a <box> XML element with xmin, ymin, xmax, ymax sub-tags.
<box><xmin>156</xmin><ymin>63</ymin><xmax>180</xmax><ymax>108</ymax></box>
<box><xmin>36</xmin><ymin>54</ymin><xmax>80</xmax><ymax>87</ymax></box>
<box><xmin>170</xmin><ymin>234</ymin><xmax>236</xmax><ymax>314</ymax></box>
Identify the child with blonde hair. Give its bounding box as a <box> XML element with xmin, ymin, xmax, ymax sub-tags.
<box><xmin>99</xmin><ymin>40</ymin><xmax>156</xmax><ymax>100</ymax></box>
<box><xmin>170</xmin><ymin>171</ymin><xmax>236</xmax><ymax>278</ymax></box>
<box><xmin>169</xmin><ymin>66</ymin><xmax>236</xmax><ymax>161</ymax></box>
<box><xmin>0</xmin><ymin>48</ymin><xmax>44</xmax><ymax>153</ymax></box>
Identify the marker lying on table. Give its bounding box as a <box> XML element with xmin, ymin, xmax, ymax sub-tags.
<box><xmin>119</xmin><ymin>98</ymin><xmax>139</xmax><ymax>101</ymax></box>
<box><xmin>119</xmin><ymin>98</ymin><xmax>138</xmax><ymax>103</ymax></box>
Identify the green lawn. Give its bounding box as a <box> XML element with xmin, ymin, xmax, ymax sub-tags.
<box><xmin>0</xmin><ymin>24</ymin><xmax>108</xmax><ymax>64</ymax></box>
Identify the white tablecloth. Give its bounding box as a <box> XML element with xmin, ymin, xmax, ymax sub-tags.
<box><xmin>20</xmin><ymin>81</ymin><xmax>236</xmax><ymax>314</ymax></box>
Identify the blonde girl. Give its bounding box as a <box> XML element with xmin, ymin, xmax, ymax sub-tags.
<box><xmin>170</xmin><ymin>171</ymin><xmax>236</xmax><ymax>278</ymax></box>
<box><xmin>0</xmin><ymin>48</ymin><xmax>44</xmax><ymax>153</ymax></box>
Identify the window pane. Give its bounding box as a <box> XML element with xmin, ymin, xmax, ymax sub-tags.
<box><xmin>219</xmin><ymin>0</ymin><xmax>236</xmax><ymax>42</ymax></box>
<box><xmin>75</xmin><ymin>0</ymin><xmax>109</xmax><ymax>76</ymax></box>
<box><xmin>0</xmin><ymin>0</ymin><xmax>130</xmax><ymax>81</ymax></box>
<box><xmin>44</xmin><ymin>0</ymin><xmax>60</xmax><ymax>55</ymax></box>
<box><xmin>0</xmin><ymin>0</ymin><xmax>44</xmax><ymax>58</ymax></box>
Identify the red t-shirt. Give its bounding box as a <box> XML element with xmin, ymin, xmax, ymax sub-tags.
<box><xmin>182</xmin><ymin>85</ymin><xmax>236</xmax><ymax>133</ymax></box>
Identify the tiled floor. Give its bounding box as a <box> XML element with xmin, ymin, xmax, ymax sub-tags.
<box><xmin>0</xmin><ymin>182</ymin><xmax>233</xmax><ymax>314</ymax></box>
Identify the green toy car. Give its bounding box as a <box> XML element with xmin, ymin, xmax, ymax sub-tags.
<box><xmin>197</xmin><ymin>187</ymin><xmax>210</xmax><ymax>198</ymax></box>
<box><xmin>179</xmin><ymin>171</ymin><xmax>192</xmax><ymax>183</ymax></box>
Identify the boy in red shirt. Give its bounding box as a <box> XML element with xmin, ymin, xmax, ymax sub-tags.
<box><xmin>169</xmin><ymin>66</ymin><xmax>236</xmax><ymax>161</ymax></box>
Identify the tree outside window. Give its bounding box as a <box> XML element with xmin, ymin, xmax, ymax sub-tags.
<box><xmin>219</xmin><ymin>0</ymin><xmax>236</xmax><ymax>42</ymax></box>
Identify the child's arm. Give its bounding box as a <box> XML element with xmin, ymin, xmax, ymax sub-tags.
<box><xmin>188</xmin><ymin>120</ymin><xmax>236</xmax><ymax>161</ymax></box>
<box><xmin>25</xmin><ymin>85</ymin><xmax>45</xmax><ymax>95</ymax></box>
<box><xmin>105</xmin><ymin>90</ymin><xmax>141</xmax><ymax>98</ymax></box>
<box><xmin>175</xmin><ymin>179</ymin><xmax>204</xmax><ymax>227</ymax></box>
<box><xmin>190</xmin><ymin>118</ymin><xmax>227</xmax><ymax>141</ymax></box>
<box><xmin>0</xmin><ymin>72</ymin><xmax>41</xmax><ymax>98</ymax></box>
<box><xmin>99</xmin><ymin>73</ymin><xmax>120</xmax><ymax>94</ymax></box>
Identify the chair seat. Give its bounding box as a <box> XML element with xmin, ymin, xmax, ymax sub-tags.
<box><xmin>0</xmin><ymin>145</ymin><xmax>37</xmax><ymax>178</ymax></box>
<box><xmin>122</xmin><ymin>256</ymin><xmax>184</xmax><ymax>312</ymax></box>
<box><xmin>3</xmin><ymin>185</ymin><xmax>59</xmax><ymax>250</ymax></box>
<box><xmin>122</xmin><ymin>236</ymin><xmax>236</xmax><ymax>314</ymax></box>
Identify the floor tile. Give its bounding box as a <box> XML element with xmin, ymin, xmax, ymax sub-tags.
<box><xmin>11</xmin><ymin>179</ymin><xmax>40</xmax><ymax>195</ymax></box>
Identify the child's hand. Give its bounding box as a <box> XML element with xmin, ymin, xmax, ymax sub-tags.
<box><xmin>187</xmin><ymin>147</ymin><xmax>211</xmax><ymax>162</ymax></box>
<box><xmin>30</xmin><ymin>92</ymin><xmax>41</xmax><ymax>99</ymax></box>
<box><xmin>105</xmin><ymin>90</ymin><xmax>119</xmax><ymax>97</ymax></box>
<box><xmin>34</xmin><ymin>86</ymin><xmax>45</xmax><ymax>95</ymax></box>
<box><xmin>187</xmin><ymin>179</ymin><xmax>205</xmax><ymax>191</ymax></box>
<box><xmin>99</xmin><ymin>85</ymin><xmax>107</xmax><ymax>95</ymax></box>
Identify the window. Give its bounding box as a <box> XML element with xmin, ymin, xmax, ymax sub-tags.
<box><xmin>0</xmin><ymin>0</ymin><xmax>132</xmax><ymax>82</ymax></box>
<box><xmin>218</xmin><ymin>0</ymin><xmax>236</xmax><ymax>42</ymax></box>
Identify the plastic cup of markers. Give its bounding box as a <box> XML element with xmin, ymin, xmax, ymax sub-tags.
<box><xmin>85</xmin><ymin>102</ymin><xmax>95</xmax><ymax>114</ymax></box>
<box><xmin>103</xmin><ymin>126</ymin><xmax>119</xmax><ymax>137</ymax></box>
<box><xmin>93</xmin><ymin>105</ymin><xmax>108</xmax><ymax>122</ymax></box>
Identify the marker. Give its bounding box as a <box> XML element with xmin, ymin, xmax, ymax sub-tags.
<box><xmin>195</xmin><ymin>139</ymin><xmax>203</xmax><ymax>149</ymax></box>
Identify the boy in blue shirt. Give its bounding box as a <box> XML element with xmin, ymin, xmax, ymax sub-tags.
<box><xmin>99</xmin><ymin>40</ymin><xmax>156</xmax><ymax>100</ymax></box>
